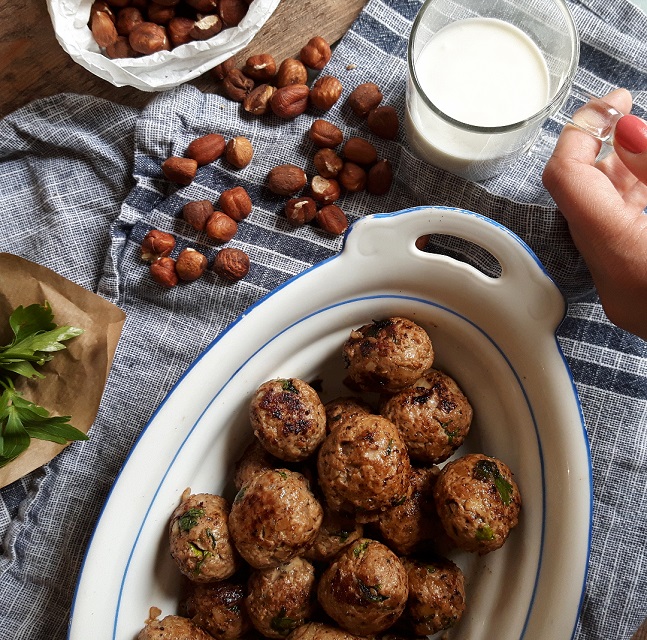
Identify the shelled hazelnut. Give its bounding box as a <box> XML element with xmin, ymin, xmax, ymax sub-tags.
<box><xmin>300</xmin><ymin>36</ymin><xmax>332</xmax><ymax>70</ymax></box>
<box><xmin>225</xmin><ymin>136</ymin><xmax>254</xmax><ymax>168</ymax></box>
<box><xmin>176</xmin><ymin>248</ymin><xmax>208</xmax><ymax>281</ymax></box>
<box><xmin>220</xmin><ymin>186</ymin><xmax>252</xmax><ymax>221</ymax></box>
<box><xmin>206</xmin><ymin>211</ymin><xmax>238</xmax><ymax>242</ymax></box>
<box><xmin>141</xmin><ymin>229</ymin><xmax>176</xmax><ymax>261</ymax></box>
<box><xmin>183</xmin><ymin>200</ymin><xmax>214</xmax><ymax>231</ymax></box>
<box><xmin>213</xmin><ymin>248</ymin><xmax>250</xmax><ymax>281</ymax></box>
<box><xmin>150</xmin><ymin>257</ymin><xmax>179</xmax><ymax>288</ymax></box>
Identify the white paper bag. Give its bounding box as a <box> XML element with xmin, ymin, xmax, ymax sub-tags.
<box><xmin>46</xmin><ymin>0</ymin><xmax>281</xmax><ymax>91</ymax></box>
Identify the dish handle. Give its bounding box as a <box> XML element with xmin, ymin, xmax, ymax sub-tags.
<box><xmin>343</xmin><ymin>205</ymin><xmax>566</xmax><ymax>329</ymax></box>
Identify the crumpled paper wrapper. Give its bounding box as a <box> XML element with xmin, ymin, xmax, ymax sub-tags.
<box><xmin>0</xmin><ymin>254</ymin><xmax>126</xmax><ymax>489</ymax></box>
<box><xmin>46</xmin><ymin>0</ymin><xmax>280</xmax><ymax>91</ymax></box>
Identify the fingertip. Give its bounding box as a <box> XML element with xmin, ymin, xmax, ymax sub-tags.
<box><xmin>614</xmin><ymin>114</ymin><xmax>647</xmax><ymax>154</ymax></box>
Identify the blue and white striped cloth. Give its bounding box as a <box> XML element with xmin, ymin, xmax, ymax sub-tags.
<box><xmin>1</xmin><ymin>0</ymin><xmax>646</xmax><ymax>638</ymax></box>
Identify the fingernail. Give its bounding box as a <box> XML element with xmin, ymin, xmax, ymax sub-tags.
<box><xmin>614</xmin><ymin>114</ymin><xmax>647</xmax><ymax>154</ymax></box>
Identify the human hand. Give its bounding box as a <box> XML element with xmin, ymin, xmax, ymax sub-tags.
<box><xmin>542</xmin><ymin>88</ymin><xmax>647</xmax><ymax>340</ymax></box>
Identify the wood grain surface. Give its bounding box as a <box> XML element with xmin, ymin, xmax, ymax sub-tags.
<box><xmin>0</xmin><ymin>0</ymin><xmax>367</xmax><ymax>119</ymax></box>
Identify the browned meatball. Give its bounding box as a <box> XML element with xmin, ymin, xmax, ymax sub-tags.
<box><xmin>137</xmin><ymin>614</ymin><xmax>213</xmax><ymax>639</ymax></box>
<box><xmin>380</xmin><ymin>369</ymin><xmax>473</xmax><ymax>464</ymax></box>
<box><xmin>303</xmin><ymin>509</ymin><xmax>364</xmax><ymax>563</ymax></box>
<box><xmin>234</xmin><ymin>440</ymin><xmax>283</xmax><ymax>491</ymax></box>
<box><xmin>433</xmin><ymin>453</ymin><xmax>522</xmax><ymax>554</ymax></box>
<box><xmin>250</xmin><ymin>378</ymin><xmax>327</xmax><ymax>462</ymax></box>
<box><xmin>229</xmin><ymin>468</ymin><xmax>323</xmax><ymax>569</ymax></box>
<box><xmin>182</xmin><ymin>580</ymin><xmax>250</xmax><ymax>640</ymax></box>
<box><xmin>324</xmin><ymin>396</ymin><xmax>373</xmax><ymax>433</ymax></box>
<box><xmin>376</xmin><ymin>465</ymin><xmax>452</xmax><ymax>556</ymax></box>
<box><xmin>169</xmin><ymin>493</ymin><xmax>240</xmax><ymax>583</ymax></box>
<box><xmin>246</xmin><ymin>557</ymin><xmax>317</xmax><ymax>638</ymax></box>
<box><xmin>401</xmin><ymin>556</ymin><xmax>465</xmax><ymax>635</ymax></box>
<box><xmin>288</xmin><ymin>622</ymin><xmax>365</xmax><ymax>640</ymax></box>
<box><xmin>317</xmin><ymin>414</ymin><xmax>411</xmax><ymax>516</ymax></box>
<box><xmin>342</xmin><ymin>317</ymin><xmax>434</xmax><ymax>393</ymax></box>
<box><xmin>317</xmin><ymin>538</ymin><xmax>409</xmax><ymax>635</ymax></box>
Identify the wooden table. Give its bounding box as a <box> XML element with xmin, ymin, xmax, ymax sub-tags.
<box><xmin>0</xmin><ymin>0</ymin><xmax>367</xmax><ymax>119</ymax></box>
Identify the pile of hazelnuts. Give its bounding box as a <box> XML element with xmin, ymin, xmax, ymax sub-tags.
<box><xmin>141</xmin><ymin>34</ymin><xmax>399</xmax><ymax>289</ymax></box>
<box><xmin>211</xmin><ymin>37</ymin><xmax>399</xmax><ymax>236</ymax></box>
<box><xmin>88</xmin><ymin>0</ymin><xmax>250</xmax><ymax>59</ymax></box>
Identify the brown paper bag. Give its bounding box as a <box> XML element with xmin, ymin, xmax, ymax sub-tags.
<box><xmin>0</xmin><ymin>253</ymin><xmax>126</xmax><ymax>488</ymax></box>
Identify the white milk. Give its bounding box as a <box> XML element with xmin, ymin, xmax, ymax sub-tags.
<box><xmin>406</xmin><ymin>17</ymin><xmax>551</xmax><ymax>179</ymax></box>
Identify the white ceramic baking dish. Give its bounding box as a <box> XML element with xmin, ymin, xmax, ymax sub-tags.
<box><xmin>68</xmin><ymin>205</ymin><xmax>591</xmax><ymax>640</ymax></box>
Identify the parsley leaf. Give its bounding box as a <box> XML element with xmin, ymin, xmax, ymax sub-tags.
<box><xmin>0</xmin><ymin>302</ymin><xmax>85</xmax><ymax>468</ymax></box>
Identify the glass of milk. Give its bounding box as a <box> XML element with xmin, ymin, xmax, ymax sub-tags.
<box><xmin>406</xmin><ymin>0</ymin><xmax>580</xmax><ymax>181</ymax></box>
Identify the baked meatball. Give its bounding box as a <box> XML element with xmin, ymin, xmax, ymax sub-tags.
<box><xmin>137</xmin><ymin>614</ymin><xmax>213</xmax><ymax>640</ymax></box>
<box><xmin>401</xmin><ymin>556</ymin><xmax>466</xmax><ymax>635</ymax></box>
<box><xmin>381</xmin><ymin>369</ymin><xmax>473</xmax><ymax>464</ymax></box>
<box><xmin>342</xmin><ymin>317</ymin><xmax>434</xmax><ymax>393</ymax></box>
<box><xmin>182</xmin><ymin>580</ymin><xmax>250</xmax><ymax>640</ymax></box>
<box><xmin>317</xmin><ymin>414</ymin><xmax>411</xmax><ymax>516</ymax></box>
<box><xmin>376</xmin><ymin>465</ymin><xmax>452</xmax><ymax>556</ymax></box>
<box><xmin>318</xmin><ymin>538</ymin><xmax>409</xmax><ymax>635</ymax></box>
<box><xmin>246</xmin><ymin>557</ymin><xmax>317</xmax><ymax>638</ymax></box>
<box><xmin>288</xmin><ymin>622</ymin><xmax>365</xmax><ymax>640</ymax></box>
<box><xmin>324</xmin><ymin>396</ymin><xmax>373</xmax><ymax>433</ymax></box>
<box><xmin>250</xmin><ymin>378</ymin><xmax>327</xmax><ymax>462</ymax></box>
<box><xmin>303</xmin><ymin>509</ymin><xmax>364</xmax><ymax>563</ymax></box>
<box><xmin>234</xmin><ymin>440</ymin><xmax>283</xmax><ymax>491</ymax></box>
<box><xmin>169</xmin><ymin>493</ymin><xmax>240</xmax><ymax>583</ymax></box>
<box><xmin>433</xmin><ymin>453</ymin><xmax>521</xmax><ymax>554</ymax></box>
<box><xmin>229</xmin><ymin>468</ymin><xmax>323</xmax><ymax>568</ymax></box>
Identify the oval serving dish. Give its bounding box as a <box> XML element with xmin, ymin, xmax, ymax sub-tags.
<box><xmin>68</xmin><ymin>206</ymin><xmax>591</xmax><ymax>640</ymax></box>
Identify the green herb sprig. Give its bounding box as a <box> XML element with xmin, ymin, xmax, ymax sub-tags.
<box><xmin>0</xmin><ymin>302</ymin><xmax>87</xmax><ymax>468</ymax></box>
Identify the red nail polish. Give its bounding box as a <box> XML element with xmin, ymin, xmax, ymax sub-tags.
<box><xmin>614</xmin><ymin>114</ymin><xmax>647</xmax><ymax>154</ymax></box>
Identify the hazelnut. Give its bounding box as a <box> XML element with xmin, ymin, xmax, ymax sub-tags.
<box><xmin>190</xmin><ymin>14</ymin><xmax>223</xmax><ymax>40</ymax></box>
<box><xmin>129</xmin><ymin>22</ymin><xmax>170</xmax><ymax>54</ymax></box>
<box><xmin>348</xmin><ymin>82</ymin><xmax>383</xmax><ymax>118</ymax></box>
<box><xmin>338</xmin><ymin>162</ymin><xmax>367</xmax><ymax>192</ymax></box>
<box><xmin>146</xmin><ymin>3</ymin><xmax>175</xmax><ymax>25</ymax></box>
<box><xmin>186</xmin><ymin>133</ymin><xmax>226</xmax><ymax>166</ymax></box>
<box><xmin>270</xmin><ymin>84</ymin><xmax>310</xmax><ymax>119</ymax></box>
<box><xmin>213</xmin><ymin>248</ymin><xmax>250</xmax><ymax>282</ymax></box>
<box><xmin>316</xmin><ymin>204</ymin><xmax>348</xmax><ymax>235</ymax></box>
<box><xmin>243</xmin><ymin>84</ymin><xmax>276</xmax><ymax>115</ymax></box>
<box><xmin>116</xmin><ymin>7</ymin><xmax>143</xmax><ymax>36</ymax></box>
<box><xmin>243</xmin><ymin>54</ymin><xmax>276</xmax><ymax>82</ymax></box>
<box><xmin>167</xmin><ymin>17</ymin><xmax>194</xmax><ymax>46</ymax></box>
<box><xmin>267</xmin><ymin>164</ymin><xmax>307</xmax><ymax>196</ymax></box>
<box><xmin>313</xmin><ymin>148</ymin><xmax>343</xmax><ymax>178</ymax></box>
<box><xmin>219</xmin><ymin>0</ymin><xmax>248</xmax><ymax>27</ymax></box>
<box><xmin>106</xmin><ymin>36</ymin><xmax>138</xmax><ymax>58</ymax></box>
<box><xmin>416</xmin><ymin>235</ymin><xmax>431</xmax><ymax>251</ymax></box>
<box><xmin>284</xmin><ymin>197</ymin><xmax>317</xmax><ymax>227</ymax></box>
<box><xmin>211</xmin><ymin>57</ymin><xmax>236</xmax><ymax>81</ymax></box>
<box><xmin>310</xmin><ymin>76</ymin><xmax>343</xmax><ymax>110</ymax></box>
<box><xmin>150</xmin><ymin>257</ymin><xmax>179</xmax><ymax>288</ymax></box>
<box><xmin>225</xmin><ymin>136</ymin><xmax>254</xmax><ymax>169</ymax></box>
<box><xmin>182</xmin><ymin>200</ymin><xmax>214</xmax><ymax>231</ymax></box>
<box><xmin>161</xmin><ymin>156</ymin><xmax>198</xmax><ymax>185</ymax></box>
<box><xmin>367</xmin><ymin>106</ymin><xmax>399</xmax><ymax>140</ymax></box>
<box><xmin>367</xmin><ymin>159</ymin><xmax>393</xmax><ymax>195</ymax></box>
<box><xmin>309</xmin><ymin>119</ymin><xmax>343</xmax><ymax>148</ymax></box>
<box><xmin>343</xmin><ymin>137</ymin><xmax>378</xmax><ymax>165</ymax></box>
<box><xmin>300</xmin><ymin>36</ymin><xmax>332</xmax><ymax>70</ymax></box>
<box><xmin>275</xmin><ymin>58</ymin><xmax>308</xmax><ymax>87</ymax></box>
<box><xmin>90</xmin><ymin>1</ymin><xmax>115</xmax><ymax>25</ymax></box>
<box><xmin>222</xmin><ymin>68</ymin><xmax>254</xmax><ymax>102</ymax></box>
<box><xmin>310</xmin><ymin>176</ymin><xmax>341</xmax><ymax>204</ymax></box>
<box><xmin>176</xmin><ymin>248</ymin><xmax>208</xmax><ymax>282</ymax></box>
<box><xmin>185</xmin><ymin>0</ymin><xmax>217</xmax><ymax>10</ymax></box>
<box><xmin>206</xmin><ymin>211</ymin><xmax>238</xmax><ymax>242</ymax></box>
<box><xmin>141</xmin><ymin>229</ymin><xmax>176</xmax><ymax>262</ymax></box>
<box><xmin>91</xmin><ymin>11</ymin><xmax>119</xmax><ymax>48</ymax></box>
<box><xmin>220</xmin><ymin>186</ymin><xmax>252</xmax><ymax>221</ymax></box>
